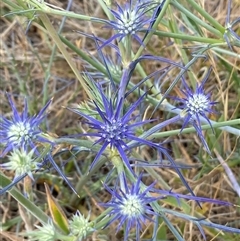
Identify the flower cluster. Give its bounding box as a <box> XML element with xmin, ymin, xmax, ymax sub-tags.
<box><xmin>1</xmin><ymin>0</ymin><xmax>240</xmax><ymax>241</ymax></box>
<box><xmin>0</xmin><ymin>94</ymin><xmax>54</xmax><ymax>185</ymax></box>
<box><xmin>0</xmin><ymin>94</ymin><xmax>80</xmax><ymax>196</ymax></box>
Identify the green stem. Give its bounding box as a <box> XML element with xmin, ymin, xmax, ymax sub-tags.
<box><xmin>2</xmin><ymin>0</ymin><xmax>36</xmax><ymax>49</ymax></box>
<box><xmin>167</xmin><ymin>5</ymin><xmax>196</xmax><ymax>88</ymax></box>
<box><xmin>212</xmin><ymin>47</ymin><xmax>240</xmax><ymax>59</ymax></box>
<box><xmin>94</xmin><ymin>210</ymin><xmax>113</xmax><ymax>229</ymax></box>
<box><xmin>54</xmin><ymin>138</ymin><xmax>100</xmax><ymax>150</ymax></box>
<box><xmin>29</xmin><ymin>0</ymin><xmax>91</xmax><ymax>21</ymax></box>
<box><xmin>60</xmin><ymin>36</ymin><xmax>107</xmax><ymax>73</ymax></box>
<box><xmin>15</xmin><ymin>0</ymin><xmax>29</xmax><ymax>10</ymax></box>
<box><xmin>185</xmin><ymin>0</ymin><xmax>225</xmax><ymax>33</ymax></box>
<box><xmin>112</xmin><ymin>156</ymin><xmax>126</xmax><ymax>190</ymax></box>
<box><xmin>37</xmin><ymin>13</ymin><xmax>92</xmax><ymax>99</ymax></box>
<box><xmin>134</xmin><ymin>0</ymin><xmax>171</xmax><ymax>61</ymax></box>
<box><xmin>151</xmin><ymin>119</ymin><xmax>240</xmax><ymax>139</ymax></box>
<box><xmin>2</xmin><ymin>0</ymin><xmax>22</xmax><ymax>10</ymax></box>
<box><xmin>154</xmin><ymin>30</ymin><xmax>223</xmax><ymax>44</ymax></box>
<box><xmin>171</xmin><ymin>0</ymin><xmax>222</xmax><ymax>37</ymax></box>
<box><xmin>97</xmin><ymin>0</ymin><xmax>112</xmax><ymax>19</ymax></box>
<box><xmin>43</xmin><ymin>1</ymin><xmax>71</xmax><ymax>105</ymax></box>
<box><xmin>124</xmin><ymin>35</ymin><xmax>132</xmax><ymax>65</ymax></box>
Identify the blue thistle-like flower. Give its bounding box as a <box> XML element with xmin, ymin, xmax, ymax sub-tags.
<box><xmin>100</xmin><ymin>173</ymin><xmax>159</xmax><ymax>241</ymax></box>
<box><xmin>67</xmin><ymin>88</ymin><xmax>155</xmax><ymax>174</ymax></box>
<box><xmin>0</xmin><ymin>94</ymin><xmax>52</xmax><ymax>157</ymax></box>
<box><xmin>0</xmin><ymin>95</ymin><xmax>81</xmax><ymax>197</ymax></box>
<box><xmin>68</xmin><ymin>77</ymin><xmax>197</xmax><ymax>200</ymax></box>
<box><xmin>96</xmin><ymin>0</ymin><xmax>157</xmax><ymax>47</ymax></box>
<box><xmin>176</xmin><ymin>68</ymin><xmax>217</xmax><ymax>153</ymax></box>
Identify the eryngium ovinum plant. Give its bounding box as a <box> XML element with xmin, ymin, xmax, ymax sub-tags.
<box><xmin>1</xmin><ymin>0</ymin><xmax>240</xmax><ymax>240</ymax></box>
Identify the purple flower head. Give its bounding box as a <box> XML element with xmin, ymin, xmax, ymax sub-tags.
<box><xmin>67</xmin><ymin>87</ymin><xmax>155</xmax><ymax>174</ymax></box>
<box><xmin>0</xmin><ymin>96</ymin><xmax>80</xmax><ymax>197</ymax></box>
<box><xmin>97</xmin><ymin>0</ymin><xmax>157</xmax><ymax>47</ymax></box>
<box><xmin>176</xmin><ymin>68</ymin><xmax>217</xmax><ymax>153</ymax></box>
<box><xmin>0</xmin><ymin>94</ymin><xmax>52</xmax><ymax>157</ymax></box>
<box><xmin>100</xmin><ymin>173</ymin><xmax>159</xmax><ymax>241</ymax></box>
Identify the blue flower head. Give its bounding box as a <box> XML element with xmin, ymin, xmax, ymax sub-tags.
<box><xmin>0</xmin><ymin>95</ymin><xmax>81</xmax><ymax>196</ymax></box>
<box><xmin>67</xmin><ymin>87</ymin><xmax>155</xmax><ymax>174</ymax></box>
<box><xmin>176</xmin><ymin>68</ymin><xmax>217</xmax><ymax>153</ymax></box>
<box><xmin>100</xmin><ymin>173</ymin><xmax>158</xmax><ymax>241</ymax></box>
<box><xmin>97</xmin><ymin>0</ymin><xmax>157</xmax><ymax>47</ymax></box>
<box><xmin>0</xmin><ymin>94</ymin><xmax>52</xmax><ymax>157</ymax></box>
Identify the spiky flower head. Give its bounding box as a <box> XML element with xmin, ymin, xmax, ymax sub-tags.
<box><xmin>27</xmin><ymin>220</ymin><xmax>56</xmax><ymax>241</ymax></box>
<box><xmin>0</xmin><ymin>94</ymin><xmax>52</xmax><ymax>156</ymax></box>
<box><xmin>97</xmin><ymin>0</ymin><xmax>157</xmax><ymax>47</ymax></box>
<box><xmin>0</xmin><ymin>148</ymin><xmax>37</xmax><ymax>180</ymax></box>
<box><xmin>176</xmin><ymin>68</ymin><xmax>217</xmax><ymax>153</ymax></box>
<box><xmin>67</xmin><ymin>88</ymin><xmax>155</xmax><ymax>174</ymax></box>
<box><xmin>100</xmin><ymin>173</ymin><xmax>158</xmax><ymax>241</ymax></box>
<box><xmin>69</xmin><ymin>211</ymin><xmax>94</xmax><ymax>240</ymax></box>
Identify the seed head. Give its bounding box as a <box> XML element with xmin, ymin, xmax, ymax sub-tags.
<box><xmin>1</xmin><ymin>148</ymin><xmax>37</xmax><ymax>180</ymax></box>
<box><xmin>69</xmin><ymin>211</ymin><xmax>94</xmax><ymax>240</ymax></box>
